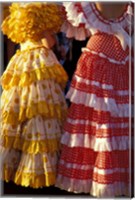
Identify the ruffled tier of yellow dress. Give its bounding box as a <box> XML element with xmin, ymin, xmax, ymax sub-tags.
<box><xmin>0</xmin><ymin>146</ymin><xmax>59</xmax><ymax>188</ymax></box>
<box><xmin>0</xmin><ymin>41</ymin><xmax>68</xmax><ymax>188</ymax></box>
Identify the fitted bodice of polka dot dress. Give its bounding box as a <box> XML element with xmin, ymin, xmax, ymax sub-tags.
<box><xmin>0</xmin><ymin>40</ymin><xmax>68</xmax><ymax>188</ymax></box>
<box><xmin>55</xmin><ymin>2</ymin><xmax>133</xmax><ymax>198</ymax></box>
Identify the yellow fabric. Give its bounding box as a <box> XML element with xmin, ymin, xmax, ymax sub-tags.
<box><xmin>2</xmin><ymin>136</ymin><xmax>60</xmax><ymax>153</ymax></box>
<box><xmin>2</xmin><ymin>102</ymin><xmax>67</xmax><ymax>124</ymax></box>
<box><xmin>1</xmin><ymin>64</ymin><xmax>68</xmax><ymax>90</ymax></box>
<box><xmin>2</xmin><ymin>110</ymin><xmax>19</xmax><ymax>125</ymax></box>
<box><xmin>19</xmin><ymin>102</ymin><xmax>67</xmax><ymax>121</ymax></box>
<box><xmin>0</xmin><ymin>19</ymin><xmax>68</xmax><ymax>187</ymax></box>
<box><xmin>3</xmin><ymin>166</ymin><xmax>56</xmax><ymax>188</ymax></box>
<box><xmin>1</xmin><ymin>3</ymin><xmax>64</xmax><ymax>43</ymax></box>
<box><xmin>15</xmin><ymin>171</ymin><xmax>56</xmax><ymax>188</ymax></box>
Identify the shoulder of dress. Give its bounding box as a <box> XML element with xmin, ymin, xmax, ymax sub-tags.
<box><xmin>63</xmin><ymin>2</ymin><xmax>133</xmax><ymax>32</ymax></box>
<box><xmin>62</xmin><ymin>2</ymin><xmax>133</xmax><ymax>49</ymax></box>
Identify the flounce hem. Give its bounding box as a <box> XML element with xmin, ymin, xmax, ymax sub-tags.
<box><xmin>0</xmin><ymin>146</ymin><xmax>59</xmax><ymax>188</ymax></box>
<box><xmin>14</xmin><ymin>172</ymin><xmax>56</xmax><ymax>188</ymax></box>
<box><xmin>55</xmin><ymin>177</ymin><xmax>129</xmax><ymax>197</ymax></box>
<box><xmin>61</xmin><ymin>21</ymin><xmax>91</xmax><ymax>41</ymax></box>
<box><xmin>2</xmin><ymin>167</ymin><xmax>56</xmax><ymax>188</ymax></box>
<box><xmin>66</xmin><ymin>88</ymin><xmax>129</xmax><ymax>117</ymax></box>
<box><xmin>61</xmin><ymin>132</ymin><xmax>129</xmax><ymax>151</ymax></box>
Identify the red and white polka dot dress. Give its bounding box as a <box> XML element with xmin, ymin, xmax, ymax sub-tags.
<box><xmin>55</xmin><ymin>2</ymin><xmax>133</xmax><ymax>197</ymax></box>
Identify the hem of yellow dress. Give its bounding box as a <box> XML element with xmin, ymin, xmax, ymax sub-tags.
<box><xmin>14</xmin><ymin>172</ymin><xmax>56</xmax><ymax>188</ymax></box>
<box><xmin>2</xmin><ymin>168</ymin><xmax>56</xmax><ymax>188</ymax></box>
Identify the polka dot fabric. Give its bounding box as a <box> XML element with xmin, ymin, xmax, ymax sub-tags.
<box><xmin>55</xmin><ymin>2</ymin><xmax>132</xmax><ymax>198</ymax></box>
<box><xmin>86</xmin><ymin>32</ymin><xmax>129</xmax><ymax>62</ymax></box>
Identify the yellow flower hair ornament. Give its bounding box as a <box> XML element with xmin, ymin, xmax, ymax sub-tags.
<box><xmin>1</xmin><ymin>3</ymin><xmax>64</xmax><ymax>43</ymax></box>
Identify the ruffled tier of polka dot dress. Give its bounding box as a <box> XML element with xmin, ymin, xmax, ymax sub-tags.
<box><xmin>55</xmin><ymin>2</ymin><xmax>133</xmax><ymax>197</ymax></box>
<box><xmin>0</xmin><ymin>41</ymin><xmax>68</xmax><ymax>188</ymax></box>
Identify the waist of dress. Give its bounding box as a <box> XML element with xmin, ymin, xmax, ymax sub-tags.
<box><xmin>20</xmin><ymin>40</ymin><xmax>46</xmax><ymax>51</ymax></box>
<box><xmin>84</xmin><ymin>32</ymin><xmax>129</xmax><ymax>63</ymax></box>
<box><xmin>81</xmin><ymin>48</ymin><xmax>129</xmax><ymax>65</ymax></box>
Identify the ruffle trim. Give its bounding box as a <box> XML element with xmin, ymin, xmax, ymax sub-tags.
<box><xmin>55</xmin><ymin>176</ymin><xmax>129</xmax><ymax>197</ymax></box>
<box><xmin>82</xmin><ymin>48</ymin><xmax>129</xmax><ymax>65</ymax></box>
<box><xmin>2</xmin><ymin>166</ymin><xmax>56</xmax><ymax>188</ymax></box>
<box><xmin>2</xmin><ymin>102</ymin><xmax>67</xmax><ymax>124</ymax></box>
<box><xmin>14</xmin><ymin>172</ymin><xmax>56</xmax><ymax>188</ymax></box>
<box><xmin>62</xmin><ymin>2</ymin><xmax>133</xmax><ymax>49</ymax></box>
<box><xmin>66</xmin><ymin>88</ymin><xmax>129</xmax><ymax>117</ymax></box>
<box><xmin>61</xmin><ymin>132</ymin><xmax>129</xmax><ymax>151</ymax></box>
<box><xmin>61</xmin><ymin>20</ymin><xmax>91</xmax><ymax>40</ymax></box>
<box><xmin>72</xmin><ymin>74</ymin><xmax>129</xmax><ymax>96</ymax></box>
<box><xmin>0</xmin><ymin>146</ymin><xmax>58</xmax><ymax>188</ymax></box>
<box><xmin>1</xmin><ymin>116</ymin><xmax>63</xmax><ymax>141</ymax></box>
<box><xmin>1</xmin><ymin>64</ymin><xmax>68</xmax><ymax>90</ymax></box>
<box><xmin>64</xmin><ymin>119</ymin><xmax>129</xmax><ymax>138</ymax></box>
<box><xmin>59</xmin><ymin>161</ymin><xmax>128</xmax><ymax>174</ymax></box>
<box><xmin>66</xmin><ymin>118</ymin><xmax>129</xmax><ymax>129</ymax></box>
<box><xmin>0</xmin><ymin>136</ymin><xmax>61</xmax><ymax>153</ymax></box>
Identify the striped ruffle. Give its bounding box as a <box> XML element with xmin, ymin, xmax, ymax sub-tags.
<box><xmin>66</xmin><ymin>49</ymin><xmax>129</xmax><ymax>117</ymax></box>
<box><xmin>66</xmin><ymin>88</ymin><xmax>129</xmax><ymax>117</ymax></box>
<box><xmin>55</xmin><ymin>144</ymin><xmax>129</xmax><ymax>197</ymax></box>
<box><xmin>73</xmin><ymin>52</ymin><xmax>129</xmax><ymax>90</ymax></box>
<box><xmin>61</xmin><ymin>133</ymin><xmax>128</xmax><ymax>151</ymax></box>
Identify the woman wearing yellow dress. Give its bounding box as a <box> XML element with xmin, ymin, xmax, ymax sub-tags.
<box><xmin>0</xmin><ymin>2</ymin><xmax>68</xmax><ymax>188</ymax></box>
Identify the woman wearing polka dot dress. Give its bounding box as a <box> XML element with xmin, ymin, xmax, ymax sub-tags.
<box><xmin>0</xmin><ymin>3</ymin><xmax>68</xmax><ymax>188</ymax></box>
<box><xmin>55</xmin><ymin>2</ymin><xmax>133</xmax><ymax>198</ymax></box>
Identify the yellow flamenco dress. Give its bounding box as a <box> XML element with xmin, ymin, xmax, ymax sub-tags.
<box><xmin>0</xmin><ymin>3</ymin><xmax>68</xmax><ymax>188</ymax></box>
